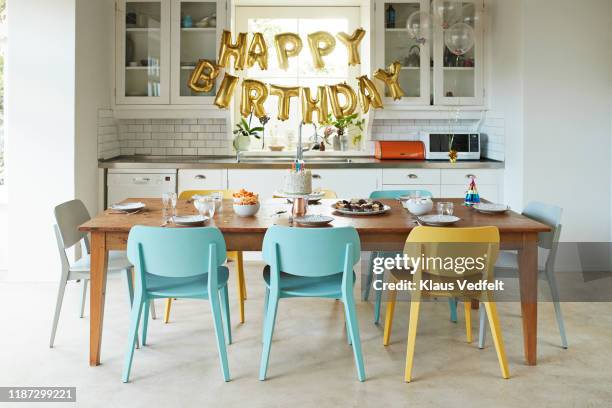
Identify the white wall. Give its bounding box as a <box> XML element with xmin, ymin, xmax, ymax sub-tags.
<box><xmin>6</xmin><ymin>0</ymin><xmax>76</xmax><ymax>281</ymax></box>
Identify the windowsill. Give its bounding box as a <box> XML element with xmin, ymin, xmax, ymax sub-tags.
<box><xmin>239</xmin><ymin>150</ymin><xmax>371</xmax><ymax>157</ymax></box>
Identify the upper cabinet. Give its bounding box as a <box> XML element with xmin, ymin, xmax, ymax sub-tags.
<box><xmin>115</xmin><ymin>0</ymin><xmax>224</xmax><ymax>106</ymax></box>
<box><xmin>374</xmin><ymin>0</ymin><xmax>484</xmax><ymax>107</ymax></box>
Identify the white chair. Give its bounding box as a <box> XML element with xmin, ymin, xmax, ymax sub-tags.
<box><xmin>50</xmin><ymin>199</ymin><xmax>156</xmax><ymax>347</ymax></box>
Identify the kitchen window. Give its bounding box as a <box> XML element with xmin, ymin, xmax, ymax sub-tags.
<box><xmin>234</xmin><ymin>6</ymin><xmax>361</xmax><ymax>150</ymax></box>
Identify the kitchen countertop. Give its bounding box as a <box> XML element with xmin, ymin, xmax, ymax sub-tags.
<box><xmin>99</xmin><ymin>155</ymin><xmax>504</xmax><ymax>170</ymax></box>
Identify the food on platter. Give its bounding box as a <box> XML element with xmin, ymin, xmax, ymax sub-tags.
<box><xmin>333</xmin><ymin>199</ymin><xmax>385</xmax><ymax>212</ymax></box>
<box><xmin>283</xmin><ymin>170</ymin><xmax>312</xmax><ymax>195</ymax></box>
<box><xmin>233</xmin><ymin>189</ymin><xmax>259</xmax><ymax>205</ymax></box>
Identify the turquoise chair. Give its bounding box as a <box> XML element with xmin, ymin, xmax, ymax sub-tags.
<box><xmin>363</xmin><ymin>190</ymin><xmax>454</xmax><ymax>325</ymax></box>
<box><xmin>478</xmin><ymin>201</ymin><xmax>567</xmax><ymax>349</ymax></box>
<box><xmin>123</xmin><ymin>226</ymin><xmax>232</xmax><ymax>383</ymax></box>
<box><xmin>259</xmin><ymin>225</ymin><xmax>365</xmax><ymax>381</ymax></box>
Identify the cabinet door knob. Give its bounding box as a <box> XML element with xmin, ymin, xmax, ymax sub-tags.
<box><xmin>312</xmin><ymin>174</ymin><xmax>322</xmax><ymax>179</ymax></box>
<box><xmin>465</xmin><ymin>174</ymin><xmax>476</xmax><ymax>179</ymax></box>
<box><xmin>407</xmin><ymin>173</ymin><xmax>418</xmax><ymax>179</ymax></box>
<box><xmin>195</xmin><ymin>174</ymin><xmax>206</xmax><ymax>180</ymax></box>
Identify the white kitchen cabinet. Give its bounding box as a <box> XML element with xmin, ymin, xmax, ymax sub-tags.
<box><xmin>178</xmin><ymin>169</ymin><xmax>227</xmax><ymax>193</ymax></box>
<box><xmin>310</xmin><ymin>169</ymin><xmax>381</xmax><ymax>198</ymax></box>
<box><xmin>227</xmin><ymin>169</ymin><xmax>287</xmax><ymax>199</ymax></box>
<box><xmin>382</xmin><ymin>168</ymin><xmax>440</xmax><ymax>185</ymax></box>
<box><xmin>440</xmin><ymin>169</ymin><xmax>501</xmax><ymax>202</ymax></box>
<box><xmin>441</xmin><ymin>184</ymin><xmax>498</xmax><ymax>202</ymax></box>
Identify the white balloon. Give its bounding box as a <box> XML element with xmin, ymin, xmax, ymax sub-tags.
<box><xmin>431</xmin><ymin>0</ymin><xmax>461</xmax><ymax>29</ymax></box>
<box><xmin>444</xmin><ymin>22</ymin><xmax>475</xmax><ymax>56</ymax></box>
<box><xmin>406</xmin><ymin>11</ymin><xmax>431</xmax><ymax>44</ymax></box>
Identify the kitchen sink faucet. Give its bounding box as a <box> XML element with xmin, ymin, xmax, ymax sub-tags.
<box><xmin>297</xmin><ymin>120</ymin><xmax>316</xmax><ymax>161</ymax></box>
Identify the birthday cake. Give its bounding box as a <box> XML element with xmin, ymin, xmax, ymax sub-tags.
<box><xmin>283</xmin><ymin>170</ymin><xmax>312</xmax><ymax>195</ymax></box>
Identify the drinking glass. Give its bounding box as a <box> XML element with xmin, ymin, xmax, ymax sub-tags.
<box><xmin>211</xmin><ymin>191</ymin><xmax>223</xmax><ymax>213</ymax></box>
<box><xmin>437</xmin><ymin>201</ymin><xmax>454</xmax><ymax>216</ymax></box>
<box><xmin>202</xmin><ymin>195</ymin><xmax>216</xmax><ymax>218</ymax></box>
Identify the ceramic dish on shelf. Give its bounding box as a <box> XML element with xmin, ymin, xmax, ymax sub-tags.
<box><xmin>172</xmin><ymin>215</ymin><xmax>208</xmax><ymax>226</ymax></box>
<box><xmin>473</xmin><ymin>203</ymin><xmax>510</xmax><ymax>214</ymax></box>
<box><xmin>109</xmin><ymin>202</ymin><xmax>145</xmax><ymax>213</ymax></box>
<box><xmin>293</xmin><ymin>215</ymin><xmax>334</xmax><ymax>226</ymax></box>
<box><xmin>417</xmin><ymin>214</ymin><xmax>461</xmax><ymax>226</ymax></box>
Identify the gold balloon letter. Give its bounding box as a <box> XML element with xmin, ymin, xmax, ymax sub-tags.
<box><xmin>218</xmin><ymin>30</ymin><xmax>247</xmax><ymax>70</ymax></box>
<box><xmin>327</xmin><ymin>83</ymin><xmax>358</xmax><ymax>119</ymax></box>
<box><xmin>247</xmin><ymin>32</ymin><xmax>268</xmax><ymax>70</ymax></box>
<box><xmin>188</xmin><ymin>59</ymin><xmax>219</xmax><ymax>93</ymax></box>
<box><xmin>240</xmin><ymin>79</ymin><xmax>268</xmax><ymax>118</ymax></box>
<box><xmin>357</xmin><ymin>75</ymin><xmax>383</xmax><ymax>113</ymax></box>
<box><xmin>270</xmin><ymin>85</ymin><xmax>300</xmax><ymax>121</ymax></box>
<box><xmin>274</xmin><ymin>33</ymin><xmax>303</xmax><ymax>70</ymax></box>
<box><xmin>374</xmin><ymin>61</ymin><xmax>405</xmax><ymax>100</ymax></box>
<box><xmin>214</xmin><ymin>73</ymin><xmax>239</xmax><ymax>109</ymax></box>
<box><xmin>301</xmin><ymin>86</ymin><xmax>329</xmax><ymax>124</ymax></box>
<box><xmin>307</xmin><ymin>31</ymin><xmax>336</xmax><ymax>70</ymax></box>
<box><xmin>336</xmin><ymin>28</ymin><xmax>366</xmax><ymax>66</ymax></box>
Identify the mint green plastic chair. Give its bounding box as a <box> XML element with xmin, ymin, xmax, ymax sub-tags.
<box><xmin>259</xmin><ymin>225</ymin><xmax>365</xmax><ymax>381</ymax></box>
<box><xmin>363</xmin><ymin>190</ymin><xmax>446</xmax><ymax>324</ymax></box>
<box><xmin>123</xmin><ymin>226</ymin><xmax>232</xmax><ymax>383</ymax></box>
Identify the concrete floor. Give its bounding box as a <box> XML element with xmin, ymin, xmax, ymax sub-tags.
<box><xmin>2</xmin><ymin>261</ymin><xmax>611</xmax><ymax>408</ymax></box>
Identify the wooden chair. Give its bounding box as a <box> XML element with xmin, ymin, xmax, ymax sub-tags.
<box><xmin>164</xmin><ymin>190</ymin><xmax>248</xmax><ymax>324</ymax></box>
<box><xmin>383</xmin><ymin>226</ymin><xmax>509</xmax><ymax>382</ymax></box>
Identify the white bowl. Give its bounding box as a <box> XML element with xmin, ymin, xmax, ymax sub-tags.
<box><xmin>402</xmin><ymin>197</ymin><xmax>433</xmax><ymax>216</ymax></box>
<box><xmin>233</xmin><ymin>202</ymin><xmax>260</xmax><ymax>217</ymax></box>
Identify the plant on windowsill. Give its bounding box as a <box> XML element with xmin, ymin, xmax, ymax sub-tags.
<box><xmin>233</xmin><ymin>113</ymin><xmax>264</xmax><ymax>152</ymax></box>
<box><xmin>320</xmin><ymin>113</ymin><xmax>365</xmax><ymax>151</ymax></box>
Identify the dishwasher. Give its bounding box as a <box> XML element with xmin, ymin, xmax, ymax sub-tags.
<box><xmin>106</xmin><ymin>169</ymin><xmax>177</xmax><ymax>208</ymax></box>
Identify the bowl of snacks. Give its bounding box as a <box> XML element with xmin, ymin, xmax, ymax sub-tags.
<box><xmin>232</xmin><ymin>189</ymin><xmax>260</xmax><ymax>217</ymax></box>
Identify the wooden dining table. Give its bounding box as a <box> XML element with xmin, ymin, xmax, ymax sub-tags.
<box><xmin>79</xmin><ymin>197</ymin><xmax>550</xmax><ymax>367</ymax></box>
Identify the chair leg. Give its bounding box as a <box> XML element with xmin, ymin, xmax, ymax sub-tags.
<box><xmin>343</xmin><ymin>293</ymin><xmax>366</xmax><ymax>382</ymax></box>
<box><xmin>404</xmin><ymin>300</ymin><xmax>421</xmax><ymax>383</ymax></box>
<box><xmin>464</xmin><ymin>300</ymin><xmax>472</xmax><ymax>343</ymax></box>
<box><xmin>478</xmin><ymin>304</ymin><xmax>487</xmax><ymax>349</ymax></box>
<box><xmin>237</xmin><ymin>251</ymin><xmax>247</xmax><ymax>300</ymax></box>
<box><xmin>220</xmin><ymin>285</ymin><xmax>232</xmax><ymax>345</ymax></box>
<box><xmin>79</xmin><ymin>279</ymin><xmax>88</xmax><ymax>318</ymax></box>
<box><xmin>449</xmin><ymin>298</ymin><xmax>458</xmax><ymax>323</ymax></box>
<box><xmin>163</xmin><ymin>298</ymin><xmax>172</xmax><ymax>323</ymax></box>
<box><xmin>124</xmin><ymin>270</ymin><xmax>140</xmax><ymax>349</ymax></box>
<box><xmin>122</xmin><ymin>295</ymin><xmax>144</xmax><ymax>383</ymax></box>
<box><xmin>210</xmin><ymin>286</ymin><xmax>231</xmax><ymax>382</ymax></box>
<box><xmin>259</xmin><ymin>294</ymin><xmax>279</xmax><ymax>381</ymax></box>
<box><xmin>374</xmin><ymin>273</ymin><xmax>383</xmax><ymax>324</ymax></box>
<box><xmin>383</xmin><ymin>288</ymin><xmax>397</xmax><ymax>346</ymax></box>
<box><xmin>49</xmin><ymin>270</ymin><xmax>69</xmax><ymax>348</ymax></box>
<box><xmin>362</xmin><ymin>252</ymin><xmax>376</xmax><ymax>301</ymax></box>
<box><xmin>237</xmin><ymin>252</ymin><xmax>246</xmax><ymax>324</ymax></box>
<box><xmin>141</xmin><ymin>300</ymin><xmax>150</xmax><ymax>346</ymax></box>
<box><xmin>345</xmin><ymin>319</ymin><xmax>352</xmax><ymax>345</ymax></box>
<box><xmin>544</xmin><ymin>267</ymin><xmax>569</xmax><ymax>349</ymax></box>
<box><xmin>482</xmin><ymin>301</ymin><xmax>510</xmax><ymax>379</ymax></box>
<box><xmin>149</xmin><ymin>299</ymin><xmax>157</xmax><ymax>320</ymax></box>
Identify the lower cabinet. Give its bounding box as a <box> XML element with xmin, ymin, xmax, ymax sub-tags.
<box><xmin>382</xmin><ymin>169</ymin><xmax>441</xmax><ymax>197</ymax></box>
<box><xmin>310</xmin><ymin>169</ymin><xmax>381</xmax><ymax>198</ymax></box>
<box><xmin>440</xmin><ymin>169</ymin><xmax>502</xmax><ymax>202</ymax></box>
<box><xmin>227</xmin><ymin>169</ymin><xmax>287</xmax><ymax>198</ymax></box>
<box><xmin>178</xmin><ymin>169</ymin><xmax>227</xmax><ymax>194</ymax></box>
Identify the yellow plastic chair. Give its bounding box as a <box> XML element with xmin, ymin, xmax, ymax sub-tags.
<box><xmin>382</xmin><ymin>226</ymin><xmax>509</xmax><ymax>382</ymax></box>
<box><xmin>164</xmin><ymin>190</ymin><xmax>248</xmax><ymax>324</ymax></box>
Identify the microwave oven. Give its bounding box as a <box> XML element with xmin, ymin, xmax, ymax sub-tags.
<box><xmin>420</xmin><ymin>132</ymin><xmax>481</xmax><ymax>160</ymax></box>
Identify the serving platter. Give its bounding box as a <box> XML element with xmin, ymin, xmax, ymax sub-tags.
<box><xmin>417</xmin><ymin>214</ymin><xmax>461</xmax><ymax>226</ymax></box>
<box><xmin>332</xmin><ymin>204</ymin><xmax>391</xmax><ymax>216</ymax></box>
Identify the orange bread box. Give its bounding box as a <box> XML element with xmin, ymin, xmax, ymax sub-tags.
<box><xmin>375</xmin><ymin>141</ymin><xmax>425</xmax><ymax>160</ymax></box>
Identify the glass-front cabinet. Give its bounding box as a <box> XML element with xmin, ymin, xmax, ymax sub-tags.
<box><xmin>376</xmin><ymin>0</ymin><xmax>430</xmax><ymax>106</ymax></box>
<box><xmin>116</xmin><ymin>0</ymin><xmax>223</xmax><ymax>105</ymax></box>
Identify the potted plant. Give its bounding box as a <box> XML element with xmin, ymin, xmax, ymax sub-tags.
<box><xmin>320</xmin><ymin>113</ymin><xmax>365</xmax><ymax>151</ymax></box>
<box><xmin>232</xmin><ymin>114</ymin><xmax>264</xmax><ymax>152</ymax></box>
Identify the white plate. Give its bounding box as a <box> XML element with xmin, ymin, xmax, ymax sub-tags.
<box><xmin>274</xmin><ymin>190</ymin><xmax>326</xmax><ymax>200</ymax></box>
<box><xmin>333</xmin><ymin>204</ymin><xmax>391</xmax><ymax>216</ymax></box>
<box><xmin>293</xmin><ymin>215</ymin><xmax>334</xmax><ymax>226</ymax></box>
<box><xmin>172</xmin><ymin>215</ymin><xmax>208</xmax><ymax>226</ymax></box>
<box><xmin>110</xmin><ymin>202</ymin><xmax>145</xmax><ymax>212</ymax></box>
<box><xmin>473</xmin><ymin>203</ymin><xmax>510</xmax><ymax>214</ymax></box>
<box><xmin>417</xmin><ymin>214</ymin><xmax>461</xmax><ymax>226</ymax></box>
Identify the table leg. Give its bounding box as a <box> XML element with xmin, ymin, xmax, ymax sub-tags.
<box><xmin>90</xmin><ymin>231</ymin><xmax>108</xmax><ymax>366</ymax></box>
<box><xmin>518</xmin><ymin>235</ymin><xmax>538</xmax><ymax>365</ymax></box>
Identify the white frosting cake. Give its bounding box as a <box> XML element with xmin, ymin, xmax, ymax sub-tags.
<box><xmin>283</xmin><ymin>170</ymin><xmax>312</xmax><ymax>195</ymax></box>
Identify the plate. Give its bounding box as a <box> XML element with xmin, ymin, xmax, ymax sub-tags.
<box><xmin>293</xmin><ymin>215</ymin><xmax>334</xmax><ymax>226</ymax></box>
<box><xmin>417</xmin><ymin>214</ymin><xmax>461</xmax><ymax>226</ymax></box>
<box><xmin>110</xmin><ymin>202</ymin><xmax>145</xmax><ymax>212</ymax></box>
<box><xmin>275</xmin><ymin>190</ymin><xmax>326</xmax><ymax>201</ymax></box>
<box><xmin>172</xmin><ymin>215</ymin><xmax>209</xmax><ymax>226</ymax></box>
<box><xmin>473</xmin><ymin>203</ymin><xmax>510</xmax><ymax>214</ymax></box>
<box><xmin>333</xmin><ymin>204</ymin><xmax>391</xmax><ymax>216</ymax></box>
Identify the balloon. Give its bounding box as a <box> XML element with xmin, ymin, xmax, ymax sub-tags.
<box><xmin>240</xmin><ymin>79</ymin><xmax>268</xmax><ymax>118</ymax></box>
<box><xmin>218</xmin><ymin>30</ymin><xmax>247</xmax><ymax>70</ymax></box>
<box><xmin>356</xmin><ymin>75</ymin><xmax>383</xmax><ymax>113</ymax></box>
<box><xmin>459</xmin><ymin>3</ymin><xmax>479</xmax><ymax>27</ymax></box>
<box><xmin>444</xmin><ymin>22</ymin><xmax>475</xmax><ymax>56</ymax></box>
<box><xmin>431</xmin><ymin>0</ymin><xmax>461</xmax><ymax>29</ymax></box>
<box><xmin>214</xmin><ymin>73</ymin><xmax>239</xmax><ymax>109</ymax></box>
<box><xmin>274</xmin><ymin>33</ymin><xmax>302</xmax><ymax>70</ymax></box>
<box><xmin>336</xmin><ymin>28</ymin><xmax>366</xmax><ymax>66</ymax></box>
<box><xmin>247</xmin><ymin>32</ymin><xmax>268</xmax><ymax>70</ymax></box>
<box><xmin>406</xmin><ymin>11</ymin><xmax>431</xmax><ymax>45</ymax></box>
<box><xmin>327</xmin><ymin>83</ymin><xmax>357</xmax><ymax>119</ymax></box>
<box><xmin>373</xmin><ymin>61</ymin><xmax>405</xmax><ymax>100</ymax></box>
<box><xmin>307</xmin><ymin>31</ymin><xmax>336</xmax><ymax>70</ymax></box>
<box><xmin>269</xmin><ymin>85</ymin><xmax>300</xmax><ymax>121</ymax></box>
<box><xmin>188</xmin><ymin>59</ymin><xmax>219</xmax><ymax>93</ymax></box>
<box><xmin>301</xmin><ymin>86</ymin><xmax>329</xmax><ymax>124</ymax></box>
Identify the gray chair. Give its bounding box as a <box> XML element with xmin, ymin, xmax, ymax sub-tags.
<box><xmin>50</xmin><ymin>199</ymin><xmax>156</xmax><ymax>347</ymax></box>
<box><xmin>478</xmin><ymin>201</ymin><xmax>568</xmax><ymax>349</ymax></box>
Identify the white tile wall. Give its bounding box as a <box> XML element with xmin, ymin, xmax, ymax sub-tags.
<box><xmin>479</xmin><ymin>111</ymin><xmax>505</xmax><ymax>161</ymax></box>
<box><xmin>97</xmin><ymin>109</ymin><xmax>120</xmax><ymax>159</ymax></box>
